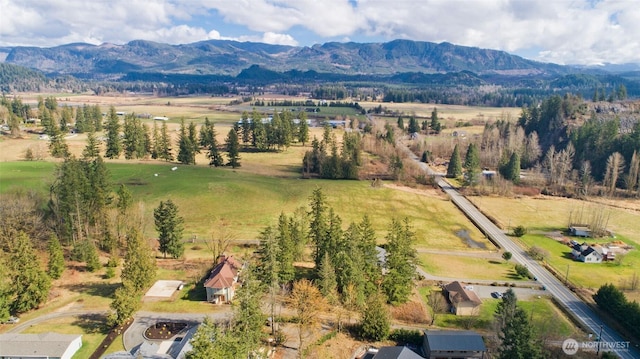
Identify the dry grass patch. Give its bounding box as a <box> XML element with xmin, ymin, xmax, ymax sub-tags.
<box><xmin>419</xmin><ymin>253</ymin><xmax>519</xmax><ymax>281</ymax></box>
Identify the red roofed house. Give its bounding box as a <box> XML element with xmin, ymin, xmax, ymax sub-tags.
<box><xmin>444</xmin><ymin>281</ymin><xmax>482</xmax><ymax>316</ymax></box>
<box><xmin>204</xmin><ymin>255</ymin><xmax>243</xmax><ymax>304</ymax></box>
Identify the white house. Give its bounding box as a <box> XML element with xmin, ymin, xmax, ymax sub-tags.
<box><xmin>0</xmin><ymin>332</ymin><xmax>82</xmax><ymax>359</ymax></box>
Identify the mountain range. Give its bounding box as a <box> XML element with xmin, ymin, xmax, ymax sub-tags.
<box><xmin>2</xmin><ymin>39</ymin><xmax>569</xmax><ymax>78</ymax></box>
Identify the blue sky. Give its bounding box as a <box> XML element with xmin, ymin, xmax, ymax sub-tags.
<box><xmin>1</xmin><ymin>0</ymin><xmax>639</xmax><ymax>66</ymax></box>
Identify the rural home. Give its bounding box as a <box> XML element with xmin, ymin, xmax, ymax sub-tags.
<box><xmin>203</xmin><ymin>255</ymin><xmax>242</xmax><ymax>304</ymax></box>
<box><xmin>569</xmin><ymin>226</ymin><xmax>592</xmax><ymax>238</ymax></box>
<box><xmin>444</xmin><ymin>281</ymin><xmax>482</xmax><ymax>316</ymax></box>
<box><xmin>0</xmin><ymin>332</ymin><xmax>82</xmax><ymax>359</ymax></box>
<box><xmin>423</xmin><ymin>330</ymin><xmax>487</xmax><ymax>359</ymax></box>
<box><xmin>572</xmin><ymin>243</ymin><xmax>615</xmax><ymax>263</ymax></box>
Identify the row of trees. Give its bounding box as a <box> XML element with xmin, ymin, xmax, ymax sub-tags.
<box><xmin>302</xmin><ymin>124</ymin><xmax>362</xmax><ymax>179</ymax></box>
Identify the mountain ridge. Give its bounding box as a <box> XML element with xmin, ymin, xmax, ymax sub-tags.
<box><xmin>3</xmin><ymin>39</ymin><xmax>569</xmax><ymax>78</ymax></box>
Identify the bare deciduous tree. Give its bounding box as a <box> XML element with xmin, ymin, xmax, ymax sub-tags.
<box><xmin>206</xmin><ymin>217</ymin><xmax>237</xmax><ymax>261</ymax></box>
<box><xmin>287</xmin><ymin>279</ymin><xmax>327</xmax><ymax>359</ymax></box>
<box><xmin>604</xmin><ymin>152</ymin><xmax>625</xmax><ymax>196</ymax></box>
<box><xmin>428</xmin><ymin>289</ymin><xmax>447</xmax><ymax>325</ymax></box>
<box><xmin>625</xmin><ymin>150</ymin><xmax>639</xmax><ymax>195</ymax></box>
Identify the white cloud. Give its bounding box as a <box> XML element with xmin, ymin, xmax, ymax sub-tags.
<box><xmin>1</xmin><ymin>0</ymin><xmax>640</xmax><ymax>65</ymax></box>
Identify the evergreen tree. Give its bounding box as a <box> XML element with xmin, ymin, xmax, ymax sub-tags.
<box><xmin>186</xmin><ymin>317</ymin><xmax>219</xmax><ymax>359</ymax></box>
<box><xmin>74</xmin><ymin>105</ymin><xmax>86</xmax><ymax>133</ymax></box>
<box><xmin>308</xmin><ymin>187</ymin><xmax>328</xmax><ymax>268</ymax></box>
<box><xmin>497</xmin><ymin>307</ymin><xmax>542</xmax><ymax>359</ymax></box>
<box><xmin>0</xmin><ymin>258</ymin><xmax>11</xmax><ymax>322</ymax></box>
<box><xmin>177</xmin><ymin>118</ymin><xmax>195</xmax><ymax>164</ymax></box>
<box><xmin>382</xmin><ymin>218</ymin><xmax>417</xmax><ymax>305</ymax></box>
<box><xmin>154</xmin><ymin>200</ymin><xmax>185</xmax><ymax>259</ymax></box>
<box><xmin>276</xmin><ymin>213</ymin><xmax>296</xmax><ymax>284</ymax></box>
<box><xmin>298</xmin><ymin>111</ymin><xmax>309</xmax><ymax>145</ymax></box>
<box><xmin>463</xmin><ymin>143</ymin><xmax>481</xmax><ymax>186</ymax></box>
<box><xmin>230</xmin><ymin>269</ymin><xmax>265</xmax><ymax>357</ymax></box>
<box><xmin>317</xmin><ymin>253</ymin><xmax>339</xmax><ymax>305</ymax></box>
<box><xmin>47</xmin><ymin>234</ymin><xmax>65</xmax><ymax>279</ymax></box>
<box><xmin>120</xmin><ymin>228</ymin><xmax>156</xmax><ymax>294</ymax></box>
<box><xmin>84</xmin><ymin>240</ymin><xmax>101</xmax><ymax>272</ymax></box>
<box><xmin>397</xmin><ymin>116</ymin><xmax>404</xmax><ymax>131</ymax></box>
<box><xmin>358</xmin><ymin>215</ymin><xmax>381</xmax><ymax>296</ymax></box>
<box><xmin>430</xmin><ymin>107</ymin><xmax>441</xmax><ymax>134</ymax></box>
<box><xmin>158</xmin><ymin>122</ymin><xmax>173</xmax><ymax>161</ymax></box>
<box><xmin>360</xmin><ymin>291</ymin><xmax>390</xmax><ymax>341</ymax></box>
<box><xmin>225</xmin><ymin>128</ymin><xmax>241</xmax><ymax>168</ymax></box>
<box><xmin>9</xmin><ymin>232</ymin><xmax>51</xmax><ymax>314</ymax></box>
<box><xmin>104</xmin><ymin>106</ymin><xmax>122</xmax><ymax>159</ymax></box>
<box><xmin>408</xmin><ymin>116</ymin><xmax>419</xmax><ymax>134</ymax></box>
<box><xmin>500</xmin><ymin>152</ymin><xmax>521</xmax><ymax>183</ymax></box>
<box><xmin>151</xmin><ymin>121</ymin><xmax>161</xmax><ymax>159</ymax></box>
<box><xmin>108</xmin><ymin>281</ymin><xmax>140</xmax><ymax>326</ymax></box>
<box><xmin>240</xmin><ymin>112</ymin><xmax>251</xmax><ymax>144</ymax></box>
<box><xmin>188</xmin><ymin>121</ymin><xmax>200</xmax><ymax>161</ymax></box>
<box><xmin>82</xmin><ymin>131</ymin><xmax>100</xmax><ymax>159</ymax></box>
<box><xmin>446</xmin><ymin>144</ymin><xmax>463</xmax><ymax>178</ymax></box>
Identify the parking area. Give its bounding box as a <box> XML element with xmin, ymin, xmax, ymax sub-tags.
<box><xmin>472</xmin><ymin>285</ymin><xmax>548</xmax><ymax>300</ymax></box>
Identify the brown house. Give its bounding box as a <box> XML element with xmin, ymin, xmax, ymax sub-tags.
<box><xmin>204</xmin><ymin>255</ymin><xmax>242</xmax><ymax>304</ymax></box>
<box><xmin>444</xmin><ymin>281</ymin><xmax>482</xmax><ymax>316</ymax></box>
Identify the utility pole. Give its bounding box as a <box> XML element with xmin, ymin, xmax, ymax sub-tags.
<box><xmin>597</xmin><ymin>325</ymin><xmax>604</xmax><ymax>356</ymax></box>
<box><xmin>565</xmin><ymin>265</ymin><xmax>570</xmax><ymax>285</ymax></box>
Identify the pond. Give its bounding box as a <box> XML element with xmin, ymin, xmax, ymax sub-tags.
<box><xmin>455</xmin><ymin>229</ymin><xmax>487</xmax><ymax>249</ymax></box>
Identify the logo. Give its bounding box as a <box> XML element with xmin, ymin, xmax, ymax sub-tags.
<box><xmin>562</xmin><ymin>338</ymin><xmax>579</xmax><ymax>355</ymax></box>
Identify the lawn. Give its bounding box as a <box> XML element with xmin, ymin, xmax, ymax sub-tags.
<box><xmin>468</xmin><ymin>195</ymin><xmax>640</xmax><ymax>290</ymax></box>
<box><xmin>22</xmin><ymin>316</ymin><xmax>110</xmax><ymax>359</ymax></box>
<box><xmin>418</xmin><ymin>253</ymin><xmax>523</xmax><ymax>282</ymax></box>
<box><xmin>424</xmin><ymin>287</ymin><xmax>579</xmax><ymax>339</ymax></box>
<box><xmin>519</xmin><ymin>233</ymin><xmax>640</xmax><ymax>290</ymax></box>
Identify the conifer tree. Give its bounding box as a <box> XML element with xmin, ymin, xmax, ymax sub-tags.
<box><xmin>463</xmin><ymin>143</ymin><xmax>481</xmax><ymax>186</ymax></box>
<box><xmin>177</xmin><ymin>118</ymin><xmax>195</xmax><ymax>164</ymax></box>
<box><xmin>225</xmin><ymin>128</ymin><xmax>241</xmax><ymax>168</ymax></box>
<box><xmin>154</xmin><ymin>200</ymin><xmax>185</xmax><ymax>259</ymax></box>
<box><xmin>382</xmin><ymin>218</ymin><xmax>417</xmax><ymax>304</ymax></box>
<box><xmin>9</xmin><ymin>232</ymin><xmax>51</xmax><ymax>313</ymax></box>
<box><xmin>158</xmin><ymin>122</ymin><xmax>173</xmax><ymax>161</ymax></box>
<box><xmin>447</xmin><ymin>144</ymin><xmax>463</xmax><ymax>178</ymax></box>
<box><xmin>298</xmin><ymin>111</ymin><xmax>309</xmax><ymax>145</ymax></box>
<box><xmin>104</xmin><ymin>106</ymin><xmax>122</xmax><ymax>159</ymax></box>
<box><xmin>360</xmin><ymin>291</ymin><xmax>390</xmax><ymax>341</ymax></box>
<box><xmin>47</xmin><ymin>235</ymin><xmax>65</xmax><ymax>279</ymax></box>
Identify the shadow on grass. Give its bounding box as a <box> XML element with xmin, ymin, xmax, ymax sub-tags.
<box><xmin>62</xmin><ymin>282</ymin><xmax>120</xmax><ymax>298</ymax></box>
<box><xmin>183</xmin><ymin>283</ymin><xmax>207</xmax><ymax>302</ymax></box>
<box><xmin>562</xmin><ymin>252</ymin><xmax>576</xmax><ymax>260</ymax></box>
<box><xmin>72</xmin><ymin>313</ymin><xmax>111</xmax><ymax>334</ymax></box>
<box><xmin>488</xmin><ymin>260</ymin><xmax>503</xmax><ymax>265</ymax></box>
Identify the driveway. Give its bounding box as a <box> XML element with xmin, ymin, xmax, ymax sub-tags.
<box><xmin>124</xmin><ymin>310</ymin><xmax>232</xmax><ymax>351</ymax></box>
<box><xmin>471</xmin><ymin>285</ymin><xmax>548</xmax><ymax>300</ymax></box>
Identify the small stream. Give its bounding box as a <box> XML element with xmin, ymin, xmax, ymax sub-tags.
<box><xmin>455</xmin><ymin>229</ymin><xmax>487</xmax><ymax>249</ymax></box>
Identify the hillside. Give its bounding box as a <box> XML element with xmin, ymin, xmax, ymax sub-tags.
<box><xmin>3</xmin><ymin>39</ymin><xmax>567</xmax><ymax>77</ymax></box>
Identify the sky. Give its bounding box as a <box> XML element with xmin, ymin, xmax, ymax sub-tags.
<box><xmin>1</xmin><ymin>0</ymin><xmax>639</xmax><ymax>66</ymax></box>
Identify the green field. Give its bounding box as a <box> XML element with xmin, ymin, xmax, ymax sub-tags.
<box><xmin>0</xmin><ymin>161</ymin><xmax>489</xmax><ymax>250</ymax></box>
<box><xmin>418</xmin><ymin>253</ymin><xmax>524</xmax><ymax>282</ymax></box>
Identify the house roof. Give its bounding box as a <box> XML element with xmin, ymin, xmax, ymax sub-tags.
<box><xmin>424</xmin><ymin>330</ymin><xmax>486</xmax><ymax>352</ymax></box>
<box><xmin>373</xmin><ymin>346</ymin><xmax>423</xmax><ymax>359</ymax></box>
<box><xmin>0</xmin><ymin>332</ymin><xmax>81</xmax><ymax>357</ymax></box>
<box><xmin>204</xmin><ymin>255</ymin><xmax>240</xmax><ymax>289</ymax></box>
<box><xmin>444</xmin><ymin>281</ymin><xmax>482</xmax><ymax>305</ymax></box>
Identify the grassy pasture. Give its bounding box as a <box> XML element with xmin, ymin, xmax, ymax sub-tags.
<box><xmin>468</xmin><ymin>195</ymin><xmax>640</xmax><ymax>290</ymax></box>
<box><xmin>0</xmin><ymin>160</ymin><xmax>490</xmax><ymax>251</ymax></box>
<box><xmin>418</xmin><ymin>253</ymin><xmax>521</xmax><ymax>282</ymax></box>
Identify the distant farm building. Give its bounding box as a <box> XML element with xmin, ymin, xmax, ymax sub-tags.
<box><xmin>569</xmin><ymin>226</ymin><xmax>592</xmax><ymax>238</ymax></box>
<box><xmin>154</xmin><ymin>116</ymin><xmax>169</xmax><ymax>121</ymax></box>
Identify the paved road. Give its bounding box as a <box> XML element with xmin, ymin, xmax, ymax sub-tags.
<box><xmin>401</xmin><ymin>144</ymin><xmax>639</xmax><ymax>359</ymax></box>
<box><xmin>6</xmin><ymin>310</ymin><xmax>108</xmax><ymax>334</ymax></box>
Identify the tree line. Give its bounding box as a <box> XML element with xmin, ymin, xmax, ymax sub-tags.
<box><xmin>442</xmin><ymin>94</ymin><xmax>640</xmax><ymax>198</ymax></box>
